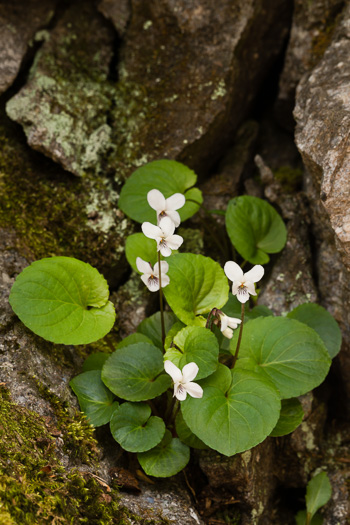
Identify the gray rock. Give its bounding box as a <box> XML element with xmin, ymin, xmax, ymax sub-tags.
<box><xmin>98</xmin><ymin>0</ymin><xmax>131</xmax><ymax>36</ymax></box>
<box><xmin>276</xmin><ymin>0</ymin><xmax>345</xmax><ymax>129</ymax></box>
<box><xmin>7</xmin><ymin>0</ymin><xmax>291</xmax><ymax>179</ymax></box>
<box><xmin>0</xmin><ymin>0</ymin><xmax>57</xmax><ymax>94</ymax></box>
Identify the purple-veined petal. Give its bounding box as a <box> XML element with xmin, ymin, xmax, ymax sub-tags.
<box><xmin>245</xmin><ymin>281</ymin><xmax>256</xmax><ymax>295</ymax></box>
<box><xmin>136</xmin><ymin>257</ymin><xmax>152</xmax><ymax>275</ymax></box>
<box><xmin>231</xmin><ymin>282</ymin><xmax>241</xmax><ymax>295</ymax></box>
<box><xmin>147</xmin><ymin>189</ymin><xmax>165</xmax><ymax>212</ymax></box>
<box><xmin>159</xmin><ymin>217</ymin><xmax>175</xmax><ymax>237</ymax></box>
<box><xmin>185</xmin><ymin>382</ymin><xmax>203</xmax><ymax>398</ymax></box>
<box><xmin>153</xmin><ymin>260</ymin><xmax>169</xmax><ymax>276</ymax></box>
<box><xmin>166</xmin><ymin>234</ymin><xmax>183</xmax><ymax>250</ymax></box>
<box><xmin>174</xmin><ymin>383</ymin><xmax>187</xmax><ymax>401</ymax></box>
<box><xmin>182</xmin><ymin>362</ymin><xmax>199</xmax><ymax>383</ymax></box>
<box><xmin>236</xmin><ymin>288</ymin><xmax>250</xmax><ymax>303</ymax></box>
<box><xmin>165</xmin><ymin>193</ymin><xmax>185</xmax><ymax>211</ymax></box>
<box><xmin>165</xmin><ymin>209</ymin><xmax>181</xmax><ymax>228</ymax></box>
<box><xmin>164</xmin><ymin>360</ymin><xmax>182</xmax><ymax>383</ymax></box>
<box><xmin>142</xmin><ymin>221</ymin><xmax>162</xmax><ymax>240</ymax></box>
<box><xmin>159</xmin><ymin>242</ymin><xmax>172</xmax><ymax>257</ymax></box>
<box><xmin>224</xmin><ymin>261</ymin><xmax>244</xmax><ymax>282</ymax></box>
<box><xmin>244</xmin><ymin>264</ymin><xmax>264</xmax><ymax>283</ymax></box>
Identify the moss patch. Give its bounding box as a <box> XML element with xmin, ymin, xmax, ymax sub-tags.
<box><xmin>0</xmin><ymin>385</ymin><xmax>170</xmax><ymax>524</ymax></box>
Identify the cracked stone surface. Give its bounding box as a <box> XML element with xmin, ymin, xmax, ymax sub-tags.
<box><xmin>0</xmin><ymin>0</ymin><xmax>57</xmax><ymax>94</ymax></box>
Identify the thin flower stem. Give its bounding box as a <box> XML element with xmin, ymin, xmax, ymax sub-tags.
<box><xmin>158</xmin><ymin>251</ymin><xmax>166</xmax><ymax>349</ymax></box>
<box><xmin>205</xmin><ymin>308</ymin><xmax>217</xmax><ymax>331</ymax></box>
<box><xmin>231</xmin><ymin>303</ymin><xmax>245</xmax><ymax>370</ymax></box>
<box><xmin>168</xmin><ymin>398</ymin><xmax>180</xmax><ymax>427</ymax></box>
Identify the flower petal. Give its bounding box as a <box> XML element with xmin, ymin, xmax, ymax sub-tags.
<box><xmin>161</xmin><ymin>274</ymin><xmax>170</xmax><ymax>288</ymax></box>
<box><xmin>164</xmin><ymin>360</ymin><xmax>182</xmax><ymax>383</ymax></box>
<box><xmin>231</xmin><ymin>282</ymin><xmax>241</xmax><ymax>295</ymax></box>
<box><xmin>227</xmin><ymin>316</ymin><xmax>242</xmax><ymax>329</ymax></box>
<box><xmin>136</xmin><ymin>257</ymin><xmax>152</xmax><ymax>275</ymax></box>
<box><xmin>142</xmin><ymin>222</ymin><xmax>162</xmax><ymax>240</ymax></box>
<box><xmin>174</xmin><ymin>383</ymin><xmax>187</xmax><ymax>401</ymax></box>
<box><xmin>165</xmin><ymin>193</ymin><xmax>185</xmax><ymax>211</ymax></box>
<box><xmin>222</xmin><ymin>327</ymin><xmax>234</xmax><ymax>339</ymax></box>
<box><xmin>236</xmin><ymin>288</ymin><xmax>250</xmax><ymax>303</ymax></box>
<box><xmin>159</xmin><ymin>243</ymin><xmax>172</xmax><ymax>257</ymax></box>
<box><xmin>147</xmin><ymin>189</ymin><xmax>165</xmax><ymax>212</ymax></box>
<box><xmin>153</xmin><ymin>260</ymin><xmax>169</xmax><ymax>276</ymax></box>
<box><xmin>182</xmin><ymin>362</ymin><xmax>199</xmax><ymax>383</ymax></box>
<box><xmin>244</xmin><ymin>264</ymin><xmax>264</xmax><ymax>283</ymax></box>
<box><xmin>141</xmin><ymin>274</ymin><xmax>159</xmax><ymax>292</ymax></box>
<box><xmin>159</xmin><ymin>217</ymin><xmax>175</xmax><ymax>237</ymax></box>
<box><xmin>224</xmin><ymin>261</ymin><xmax>244</xmax><ymax>282</ymax></box>
<box><xmin>245</xmin><ymin>281</ymin><xmax>256</xmax><ymax>295</ymax></box>
<box><xmin>220</xmin><ymin>314</ymin><xmax>228</xmax><ymax>331</ymax></box>
<box><xmin>165</xmin><ymin>234</ymin><xmax>183</xmax><ymax>250</ymax></box>
<box><xmin>185</xmin><ymin>382</ymin><xmax>203</xmax><ymax>399</ymax></box>
<box><xmin>165</xmin><ymin>210</ymin><xmax>181</xmax><ymax>228</ymax></box>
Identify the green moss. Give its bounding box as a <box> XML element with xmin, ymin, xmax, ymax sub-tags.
<box><xmin>273</xmin><ymin>166</ymin><xmax>303</xmax><ymax>193</ymax></box>
<box><xmin>0</xmin><ymin>386</ymin><xmax>170</xmax><ymax>524</ymax></box>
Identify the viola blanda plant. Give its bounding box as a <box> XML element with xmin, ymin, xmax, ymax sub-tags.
<box><xmin>9</xmin><ymin>159</ymin><xmax>342</xmax><ymax>479</ymax></box>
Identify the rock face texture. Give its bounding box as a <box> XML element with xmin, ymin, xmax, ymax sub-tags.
<box><xmin>6</xmin><ymin>0</ymin><xmax>292</xmax><ymax>179</ymax></box>
<box><xmin>0</xmin><ymin>0</ymin><xmax>57</xmax><ymax>94</ymax></box>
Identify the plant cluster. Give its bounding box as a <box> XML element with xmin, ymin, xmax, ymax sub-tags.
<box><xmin>9</xmin><ymin>160</ymin><xmax>341</xmax><ymax>479</ymax></box>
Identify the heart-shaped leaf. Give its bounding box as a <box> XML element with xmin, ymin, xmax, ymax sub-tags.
<box><xmin>101</xmin><ymin>343</ymin><xmax>171</xmax><ymax>401</ymax></box>
<box><xmin>163</xmin><ymin>253</ymin><xmax>229</xmax><ymax>325</ymax></box>
<box><xmin>70</xmin><ymin>370</ymin><xmax>118</xmax><ymax>427</ymax></box>
<box><xmin>181</xmin><ymin>369</ymin><xmax>280</xmax><ymax>456</ymax></box>
<box><xmin>270</xmin><ymin>398</ymin><xmax>304</xmax><ymax>437</ymax></box>
<box><xmin>175</xmin><ymin>411</ymin><xmax>207</xmax><ymax>449</ymax></box>
<box><xmin>137</xmin><ymin>430</ymin><xmax>190</xmax><ymax>477</ymax></box>
<box><xmin>233</xmin><ymin>317</ymin><xmax>331</xmax><ymax>399</ymax></box>
<box><xmin>125</xmin><ymin>233</ymin><xmax>158</xmax><ymax>272</ymax></box>
<box><xmin>117</xmin><ymin>333</ymin><xmax>153</xmax><ymax>349</ymax></box>
<box><xmin>137</xmin><ymin>311</ymin><xmax>177</xmax><ymax>350</ymax></box>
<box><xmin>225</xmin><ymin>196</ymin><xmax>287</xmax><ymax>264</ymax></box>
<box><xmin>118</xmin><ymin>159</ymin><xmax>202</xmax><ymax>223</ymax></box>
<box><xmin>9</xmin><ymin>257</ymin><xmax>115</xmax><ymax>345</ymax></box>
<box><xmin>287</xmin><ymin>303</ymin><xmax>341</xmax><ymax>359</ymax></box>
<box><xmin>82</xmin><ymin>353</ymin><xmax>110</xmax><ymax>372</ymax></box>
<box><xmin>110</xmin><ymin>402</ymin><xmax>165</xmax><ymax>452</ymax></box>
<box><xmin>164</xmin><ymin>326</ymin><xmax>218</xmax><ymax>380</ymax></box>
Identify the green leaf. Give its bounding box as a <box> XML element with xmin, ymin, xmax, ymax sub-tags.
<box><xmin>164</xmin><ymin>326</ymin><xmax>219</xmax><ymax>380</ymax></box>
<box><xmin>117</xmin><ymin>333</ymin><xmax>153</xmax><ymax>349</ymax></box>
<box><xmin>163</xmin><ymin>253</ymin><xmax>229</xmax><ymax>325</ymax></box>
<box><xmin>199</xmin><ymin>364</ymin><xmax>232</xmax><ymax>392</ymax></box>
<box><xmin>118</xmin><ymin>159</ymin><xmax>202</xmax><ymax>223</ymax></box>
<box><xmin>225</xmin><ymin>196</ymin><xmax>287</xmax><ymax>264</ymax></box>
<box><xmin>137</xmin><ymin>311</ymin><xmax>177</xmax><ymax>350</ymax></box>
<box><xmin>82</xmin><ymin>353</ymin><xmax>110</xmax><ymax>372</ymax></box>
<box><xmin>164</xmin><ymin>321</ymin><xmax>185</xmax><ymax>349</ymax></box>
<box><xmin>233</xmin><ymin>317</ymin><xmax>331</xmax><ymax>399</ymax></box>
<box><xmin>137</xmin><ymin>430</ymin><xmax>190</xmax><ymax>477</ymax></box>
<box><xmin>70</xmin><ymin>370</ymin><xmax>118</xmax><ymax>427</ymax></box>
<box><xmin>9</xmin><ymin>257</ymin><xmax>116</xmax><ymax>345</ymax></box>
<box><xmin>222</xmin><ymin>293</ymin><xmax>273</xmax><ymax>321</ymax></box>
<box><xmin>295</xmin><ymin>510</ymin><xmax>323</xmax><ymax>525</ymax></box>
<box><xmin>287</xmin><ymin>303</ymin><xmax>341</xmax><ymax>359</ymax></box>
<box><xmin>306</xmin><ymin>472</ymin><xmax>332</xmax><ymax>522</ymax></box>
<box><xmin>101</xmin><ymin>343</ymin><xmax>171</xmax><ymax>401</ymax></box>
<box><xmin>125</xmin><ymin>233</ymin><xmax>158</xmax><ymax>272</ymax></box>
<box><xmin>181</xmin><ymin>369</ymin><xmax>280</xmax><ymax>456</ymax></box>
<box><xmin>175</xmin><ymin>411</ymin><xmax>207</xmax><ymax>449</ymax></box>
<box><xmin>270</xmin><ymin>398</ymin><xmax>304</xmax><ymax>437</ymax></box>
<box><xmin>110</xmin><ymin>402</ymin><xmax>165</xmax><ymax>452</ymax></box>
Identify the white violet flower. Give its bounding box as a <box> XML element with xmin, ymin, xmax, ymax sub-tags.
<box><xmin>224</xmin><ymin>261</ymin><xmax>264</xmax><ymax>303</ymax></box>
<box><xmin>142</xmin><ymin>217</ymin><xmax>183</xmax><ymax>257</ymax></box>
<box><xmin>220</xmin><ymin>313</ymin><xmax>242</xmax><ymax>339</ymax></box>
<box><xmin>136</xmin><ymin>257</ymin><xmax>170</xmax><ymax>292</ymax></box>
<box><xmin>164</xmin><ymin>360</ymin><xmax>203</xmax><ymax>401</ymax></box>
<box><xmin>147</xmin><ymin>189</ymin><xmax>185</xmax><ymax>227</ymax></box>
